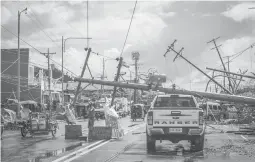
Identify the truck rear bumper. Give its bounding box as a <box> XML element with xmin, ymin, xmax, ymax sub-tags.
<box><xmin>147</xmin><ymin>125</ymin><xmax>205</xmax><ymax>142</ymax></box>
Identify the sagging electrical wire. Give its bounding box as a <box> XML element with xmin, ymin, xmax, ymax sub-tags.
<box><xmin>1</xmin><ymin>24</ymin><xmax>79</xmax><ymax>79</ymax></box>
<box><xmin>87</xmin><ymin>0</ymin><xmax>89</xmax><ymax>49</ymax></box>
<box><xmin>91</xmin><ymin>51</ymin><xmax>118</xmax><ymax>60</ymax></box>
<box><xmin>1</xmin><ymin>25</ymin><xmax>42</xmax><ymax>53</ymax></box>
<box><xmin>1</xmin><ymin>58</ymin><xmax>19</xmax><ymax>74</ymax></box>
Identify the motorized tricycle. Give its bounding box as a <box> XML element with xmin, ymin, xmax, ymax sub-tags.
<box><xmin>131</xmin><ymin>104</ymin><xmax>145</xmax><ymax>121</ymax></box>
<box><xmin>19</xmin><ymin>112</ymin><xmax>58</xmax><ymax>137</ymax></box>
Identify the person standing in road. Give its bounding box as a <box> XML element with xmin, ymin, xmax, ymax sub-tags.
<box><xmin>88</xmin><ymin>101</ymin><xmax>95</xmax><ymax>141</ymax></box>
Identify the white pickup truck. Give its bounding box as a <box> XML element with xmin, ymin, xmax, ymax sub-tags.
<box><xmin>146</xmin><ymin>94</ymin><xmax>205</xmax><ymax>152</ymax></box>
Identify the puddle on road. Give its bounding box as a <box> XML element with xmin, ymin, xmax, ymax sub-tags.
<box><xmin>28</xmin><ymin>142</ymin><xmax>89</xmax><ymax>162</ymax></box>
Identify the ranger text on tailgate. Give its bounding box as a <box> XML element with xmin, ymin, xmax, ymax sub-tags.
<box><xmin>146</xmin><ymin>94</ymin><xmax>205</xmax><ymax>152</ymax></box>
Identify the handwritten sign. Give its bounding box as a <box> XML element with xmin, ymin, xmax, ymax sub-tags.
<box><xmin>91</xmin><ymin>126</ymin><xmax>112</xmax><ymax>140</ymax></box>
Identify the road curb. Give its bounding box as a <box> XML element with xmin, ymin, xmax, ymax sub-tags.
<box><xmin>52</xmin><ymin>123</ymin><xmax>145</xmax><ymax>162</ymax></box>
<box><xmin>2</xmin><ymin>132</ymin><xmax>20</xmax><ymax>137</ymax></box>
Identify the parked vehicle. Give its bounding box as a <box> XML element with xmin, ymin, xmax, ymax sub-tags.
<box><xmin>19</xmin><ymin>112</ymin><xmax>58</xmax><ymax>137</ymax></box>
<box><xmin>146</xmin><ymin>94</ymin><xmax>205</xmax><ymax>153</ymax></box>
<box><xmin>131</xmin><ymin>104</ymin><xmax>145</xmax><ymax>121</ymax></box>
<box><xmin>199</xmin><ymin>101</ymin><xmax>227</xmax><ymax>121</ymax></box>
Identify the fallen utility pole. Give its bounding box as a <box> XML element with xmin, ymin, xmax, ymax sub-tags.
<box><xmin>72</xmin><ymin>48</ymin><xmax>92</xmax><ymax>106</ymax></box>
<box><xmin>164</xmin><ymin>40</ymin><xmax>233</xmax><ymax>95</ymax></box>
<box><xmin>206</xmin><ymin>67</ymin><xmax>255</xmax><ymax>79</ymax></box>
<box><xmin>41</xmin><ymin>49</ymin><xmax>56</xmax><ymax>117</ymax></box>
<box><xmin>111</xmin><ymin>57</ymin><xmax>123</xmax><ymax>106</ymax></box>
<box><xmin>207</xmin><ymin>37</ymin><xmax>233</xmax><ymax>91</ymax></box>
<box><xmin>73</xmin><ymin>78</ymin><xmax>255</xmax><ymax>105</ymax></box>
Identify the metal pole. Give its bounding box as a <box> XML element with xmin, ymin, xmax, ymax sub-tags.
<box><xmin>62</xmin><ymin>36</ymin><xmax>64</xmax><ymax>105</ymax></box>
<box><xmin>206</xmin><ymin>67</ymin><xmax>255</xmax><ymax>79</ymax></box>
<box><xmin>17</xmin><ymin>11</ymin><xmax>21</xmax><ymax>117</ymax></box>
<box><xmin>134</xmin><ymin>59</ymin><xmax>138</xmax><ymax>104</ymax></box>
<box><xmin>72</xmin><ymin>48</ymin><xmax>92</xmax><ymax>106</ymax></box>
<box><xmin>111</xmin><ymin>57</ymin><xmax>123</xmax><ymax>106</ymax></box>
<box><xmin>212</xmin><ymin>39</ymin><xmax>233</xmax><ymax>91</ymax></box>
<box><xmin>227</xmin><ymin>56</ymin><xmax>231</xmax><ymax>90</ymax></box>
<box><xmin>102</xmin><ymin>58</ymin><xmax>105</xmax><ymax>92</ymax></box>
<box><xmin>47</xmin><ymin>48</ymin><xmax>52</xmax><ymax>116</ymax></box>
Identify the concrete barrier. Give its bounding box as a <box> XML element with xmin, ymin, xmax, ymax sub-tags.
<box><xmin>65</xmin><ymin>125</ymin><xmax>82</xmax><ymax>139</ymax></box>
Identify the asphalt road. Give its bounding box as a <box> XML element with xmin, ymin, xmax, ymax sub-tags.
<box><xmin>52</xmin><ymin>123</ymin><xmax>255</xmax><ymax>162</ymax></box>
<box><xmin>1</xmin><ymin>116</ymin><xmax>140</xmax><ymax>162</ymax></box>
<box><xmin>2</xmin><ymin>119</ymin><xmax>255</xmax><ymax>162</ymax></box>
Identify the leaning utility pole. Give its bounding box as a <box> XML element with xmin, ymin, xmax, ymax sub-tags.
<box><xmin>207</xmin><ymin>37</ymin><xmax>233</xmax><ymax>92</ymax></box>
<box><xmin>72</xmin><ymin>48</ymin><xmax>92</xmax><ymax>106</ymax></box>
<box><xmin>61</xmin><ymin>36</ymin><xmax>64</xmax><ymax>106</ymax></box>
<box><xmin>41</xmin><ymin>49</ymin><xmax>56</xmax><ymax>116</ymax></box>
<box><xmin>111</xmin><ymin>57</ymin><xmax>123</xmax><ymax>106</ymax></box>
<box><xmin>164</xmin><ymin>39</ymin><xmax>233</xmax><ymax>95</ymax></box>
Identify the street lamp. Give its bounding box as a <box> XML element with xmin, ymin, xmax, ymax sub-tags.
<box><xmin>61</xmin><ymin>36</ymin><xmax>92</xmax><ymax>105</ymax></box>
<box><xmin>17</xmin><ymin>7</ymin><xmax>27</xmax><ymax>117</ymax></box>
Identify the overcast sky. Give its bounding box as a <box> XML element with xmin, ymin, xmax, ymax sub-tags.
<box><xmin>1</xmin><ymin>0</ymin><xmax>255</xmax><ymax>92</ymax></box>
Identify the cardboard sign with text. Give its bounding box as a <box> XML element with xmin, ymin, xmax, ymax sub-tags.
<box><xmin>90</xmin><ymin>126</ymin><xmax>112</xmax><ymax>140</ymax></box>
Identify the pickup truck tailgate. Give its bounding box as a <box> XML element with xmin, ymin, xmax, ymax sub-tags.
<box><xmin>153</xmin><ymin>109</ymin><xmax>199</xmax><ymax>127</ymax></box>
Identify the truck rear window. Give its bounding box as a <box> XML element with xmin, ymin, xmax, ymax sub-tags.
<box><xmin>154</xmin><ymin>96</ymin><xmax>196</xmax><ymax>108</ymax></box>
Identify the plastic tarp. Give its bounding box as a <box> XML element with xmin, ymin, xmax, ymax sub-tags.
<box><xmin>2</xmin><ymin>108</ymin><xmax>16</xmax><ymax>123</ymax></box>
<box><xmin>20</xmin><ymin>108</ymin><xmax>31</xmax><ymax>120</ymax></box>
<box><xmin>65</xmin><ymin>104</ymin><xmax>77</xmax><ymax>124</ymax></box>
<box><xmin>104</xmin><ymin>98</ymin><xmax>124</xmax><ymax>138</ymax></box>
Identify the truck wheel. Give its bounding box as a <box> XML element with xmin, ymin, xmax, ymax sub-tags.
<box><xmin>146</xmin><ymin>132</ymin><xmax>156</xmax><ymax>153</ymax></box>
<box><xmin>191</xmin><ymin>135</ymin><xmax>204</xmax><ymax>152</ymax></box>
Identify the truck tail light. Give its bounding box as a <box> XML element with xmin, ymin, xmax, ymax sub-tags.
<box><xmin>199</xmin><ymin>111</ymin><xmax>204</xmax><ymax>125</ymax></box>
<box><xmin>147</xmin><ymin>111</ymin><xmax>153</xmax><ymax>125</ymax></box>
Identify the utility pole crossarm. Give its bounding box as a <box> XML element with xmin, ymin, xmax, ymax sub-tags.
<box><xmin>163</xmin><ymin>39</ymin><xmax>177</xmax><ymax>57</ymax></box>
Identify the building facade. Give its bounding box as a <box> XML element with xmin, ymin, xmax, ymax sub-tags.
<box><xmin>1</xmin><ymin>48</ymin><xmax>42</xmax><ymax>102</ymax></box>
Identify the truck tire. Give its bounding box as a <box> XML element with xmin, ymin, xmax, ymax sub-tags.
<box><xmin>191</xmin><ymin>134</ymin><xmax>204</xmax><ymax>152</ymax></box>
<box><xmin>146</xmin><ymin>131</ymin><xmax>156</xmax><ymax>153</ymax></box>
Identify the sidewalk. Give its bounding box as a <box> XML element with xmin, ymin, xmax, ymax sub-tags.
<box><xmin>2</xmin><ymin>116</ymin><xmax>135</xmax><ymax>138</ymax></box>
